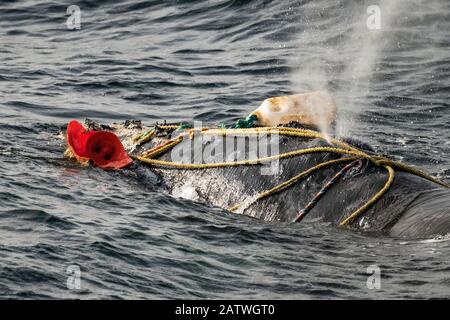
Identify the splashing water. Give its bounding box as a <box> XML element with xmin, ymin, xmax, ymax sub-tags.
<box><xmin>235</xmin><ymin>194</ymin><xmax>259</xmax><ymax>215</ymax></box>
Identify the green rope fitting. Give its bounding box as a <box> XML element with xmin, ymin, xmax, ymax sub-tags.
<box><xmin>231</xmin><ymin>114</ymin><xmax>258</xmax><ymax>129</ymax></box>
<box><xmin>176</xmin><ymin>122</ymin><xmax>192</xmax><ymax>131</ymax></box>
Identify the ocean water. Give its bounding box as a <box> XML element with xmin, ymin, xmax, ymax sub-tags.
<box><xmin>0</xmin><ymin>0</ymin><xmax>449</xmax><ymax>299</ymax></box>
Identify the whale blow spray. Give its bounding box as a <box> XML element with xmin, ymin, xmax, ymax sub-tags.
<box><xmin>290</xmin><ymin>0</ymin><xmax>401</xmax><ymax>137</ymax></box>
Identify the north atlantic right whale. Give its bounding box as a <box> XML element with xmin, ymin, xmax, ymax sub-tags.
<box><xmin>62</xmin><ymin>92</ymin><xmax>450</xmax><ymax>239</ymax></box>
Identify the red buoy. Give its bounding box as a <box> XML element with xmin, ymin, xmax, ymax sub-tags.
<box><xmin>85</xmin><ymin>131</ymin><xmax>133</xmax><ymax>169</ymax></box>
<box><xmin>66</xmin><ymin>120</ymin><xmax>132</xmax><ymax>169</ymax></box>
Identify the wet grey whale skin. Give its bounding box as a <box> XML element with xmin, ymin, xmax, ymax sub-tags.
<box><xmin>91</xmin><ymin>120</ymin><xmax>450</xmax><ymax>239</ymax></box>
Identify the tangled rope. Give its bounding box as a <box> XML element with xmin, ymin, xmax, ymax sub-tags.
<box><xmin>293</xmin><ymin>159</ymin><xmax>364</xmax><ymax>223</ymax></box>
<box><xmin>132</xmin><ymin>125</ymin><xmax>449</xmax><ymax>228</ymax></box>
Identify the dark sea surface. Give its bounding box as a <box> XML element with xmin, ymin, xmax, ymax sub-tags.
<box><xmin>0</xmin><ymin>0</ymin><xmax>449</xmax><ymax>299</ymax></box>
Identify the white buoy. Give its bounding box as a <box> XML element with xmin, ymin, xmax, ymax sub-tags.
<box><xmin>251</xmin><ymin>91</ymin><xmax>336</xmax><ymax>131</ymax></box>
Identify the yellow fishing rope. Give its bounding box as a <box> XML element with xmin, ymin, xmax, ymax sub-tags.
<box><xmin>133</xmin><ymin>125</ymin><xmax>449</xmax><ymax>228</ymax></box>
<box><xmin>136</xmin><ymin>146</ymin><xmax>370</xmax><ymax>169</ymax></box>
<box><xmin>228</xmin><ymin>157</ymin><xmax>359</xmax><ymax>212</ymax></box>
<box><xmin>339</xmin><ymin>165</ymin><xmax>395</xmax><ymax>227</ymax></box>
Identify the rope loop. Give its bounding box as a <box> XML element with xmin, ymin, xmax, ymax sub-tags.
<box><xmin>133</xmin><ymin>124</ymin><xmax>449</xmax><ymax>227</ymax></box>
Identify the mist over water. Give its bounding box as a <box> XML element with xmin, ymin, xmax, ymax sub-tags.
<box><xmin>291</xmin><ymin>0</ymin><xmax>404</xmax><ymax>137</ymax></box>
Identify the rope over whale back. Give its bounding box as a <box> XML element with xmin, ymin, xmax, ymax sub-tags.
<box><xmin>131</xmin><ymin>124</ymin><xmax>450</xmax><ymax>228</ymax></box>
